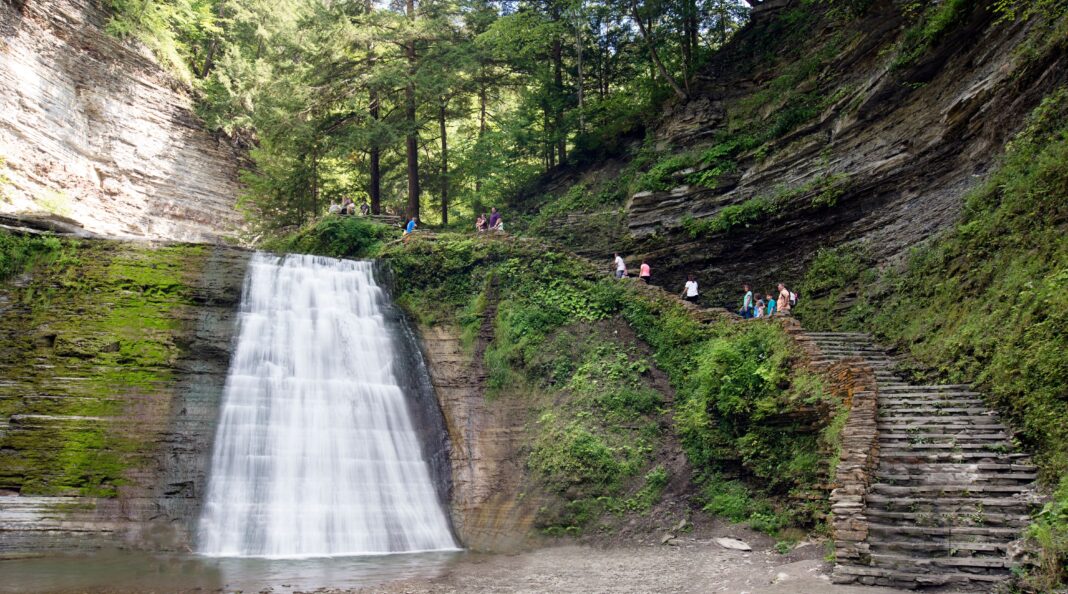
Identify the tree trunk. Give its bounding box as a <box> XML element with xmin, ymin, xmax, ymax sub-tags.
<box><xmin>576</xmin><ymin>20</ymin><xmax>584</xmax><ymax>135</ymax></box>
<box><xmin>552</xmin><ymin>37</ymin><xmax>566</xmax><ymax>164</ymax></box>
<box><xmin>367</xmin><ymin>0</ymin><xmax>381</xmax><ymax>215</ymax></box>
<box><xmin>630</xmin><ymin>0</ymin><xmax>687</xmax><ymax>100</ymax></box>
<box><xmin>476</xmin><ymin>77</ymin><xmax>486</xmax><ymax>193</ymax></box>
<box><xmin>405</xmin><ymin>0</ymin><xmax>420</xmax><ymax>219</ymax></box>
<box><xmin>439</xmin><ymin>98</ymin><xmax>448</xmax><ymax>226</ymax></box>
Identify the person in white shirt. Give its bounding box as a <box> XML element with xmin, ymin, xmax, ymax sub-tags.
<box><xmin>613</xmin><ymin>253</ymin><xmax>627</xmax><ymax>279</ymax></box>
<box><xmin>682</xmin><ymin>274</ymin><xmax>699</xmax><ymax>303</ymax></box>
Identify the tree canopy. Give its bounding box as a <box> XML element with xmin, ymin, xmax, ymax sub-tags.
<box><xmin>107</xmin><ymin>0</ymin><xmax>749</xmax><ymax>232</ymax></box>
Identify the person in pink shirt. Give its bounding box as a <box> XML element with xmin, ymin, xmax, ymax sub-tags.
<box><xmin>639</xmin><ymin>260</ymin><xmax>651</xmax><ymax>283</ymax></box>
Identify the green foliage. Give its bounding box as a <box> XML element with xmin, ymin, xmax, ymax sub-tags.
<box><xmin>0</xmin><ymin>231</ymin><xmax>65</xmax><ymax>282</ymax></box>
<box><xmin>260</xmin><ymin>216</ymin><xmax>394</xmax><ymax>259</ymax></box>
<box><xmin>683</xmin><ymin>173</ymin><xmax>850</xmax><ymax>237</ymax></box>
<box><xmin>890</xmin><ymin>0</ymin><xmax>975</xmax><ymax>70</ymax></box>
<box><xmin>1023</xmin><ymin>477</ymin><xmax>1068</xmax><ymax>590</ymax></box>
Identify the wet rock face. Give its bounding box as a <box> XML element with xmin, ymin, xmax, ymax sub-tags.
<box><xmin>417</xmin><ymin>324</ymin><xmax>542</xmax><ymax>553</ymax></box>
<box><xmin>0</xmin><ymin>240</ymin><xmax>250</xmax><ymax>552</ymax></box>
<box><xmin>0</xmin><ymin>0</ymin><xmax>243</xmax><ymax>240</ymax></box>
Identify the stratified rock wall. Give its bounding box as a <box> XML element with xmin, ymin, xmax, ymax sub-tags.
<box><xmin>0</xmin><ymin>0</ymin><xmax>243</xmax><ymax>241</ymax></box>
<box><xmin>0</xmin><ymin>241</ymin><xmax>249</xmax><ymax>552</ymax></box>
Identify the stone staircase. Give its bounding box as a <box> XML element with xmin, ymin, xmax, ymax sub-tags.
<box><xmin>803</xmin><ymin>331</ymin><xmax>1039</xmax><ymax>590</ymax></box>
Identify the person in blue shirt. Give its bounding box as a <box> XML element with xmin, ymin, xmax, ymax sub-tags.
<box><xmin>765</xmin><ymin>293</ymin><xmax>777</xmax><ymax>317</ymax></box>
<box><xmin>403</xmin><ymin>216</ymin><xmax>418</xmax><ymax>243</ymax></box>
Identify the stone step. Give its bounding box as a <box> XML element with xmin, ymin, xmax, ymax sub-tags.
<box><xmin>865</xmin><ymin>495</ymin><xmax>1035</xmax><ymax>511</ymax></box>
<box><xmin>866</xmin><ymin>509</ymin><xmax>1032</xmax><ymax>529</ymax></box>
<box><xmin>879</xmin><ymin>384</ymin><xmax>974</xmax><ymax>392</ymax></box>
<box><xmin>867</xmin><ymin>540</ymin><xmax>1011</xmax><ymax>558</ymax></box>
<box><xmin>880</xmin><ymin>397</ymin><xmax>985</xmax><ymax>407</ymax></box>
<box><xmin>876</xmin><ymin>473</ymin><xmax>1036</xmax><ymax>487</ymax></box>
<box><xmin>877</xmin><ymin>440</ymin><xmax>1014</xmax><ymax>450</ymax></box>
<box><xmin>877</xmin><ymin>423</ymin><xmax>1009</xmax><ymax>436</ymax></box>
<box><xmin>875</xmin><ymin>405</ymin><xmax>991</xmax><ymax>414</ymax></box>
<box><xmin>879</xmin><ymin>415</ymin><xmax>1003</xmax><ymax>426</ymax></box>
<box><xmin>879</xmin><ymin>432</ymin><xmax>1010</xmax><ymax>443</ymax></box>
<box><xmin>870</xmin><ymin>484</ymin><xmax>1032</xmax><ymax>497</ymax></box>
<box><xmin>833</xmin><ymin>564</ymin><xmax>1005</xmax><ymax>587</ymax></box>
<box><xmin>879</xmin><ymin>450</ymin><xmax>1030</xmax><ymax>463</ymax></box>
<box><xmin>879</xmin><ymin>461</ymin><xmax>1036</xmax><ymax>474</ymax></box>
<box><xmin>867</xmin><ymin>522</ymin><xmax>1024</xmax><ymax>541</ymax></box>
<box><xmin>868</xmin><ymin>553</ymin><xmax>1015</xmax><ymax>573</ymax></box>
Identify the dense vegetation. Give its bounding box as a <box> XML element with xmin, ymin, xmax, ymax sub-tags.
<box><xmin>376</xmin><ymin>234</ymin><xmax>839</xmax><ymax>542</ymax></box>
<box><xmin>796</xmin><ymin>87</ymin><xmax>1068</xmax><ymax>589</ymax></box>
<box><xmin>105</xmin><ymin>0</ymin><xmax>748</xmax><ymax>235</ymax></box>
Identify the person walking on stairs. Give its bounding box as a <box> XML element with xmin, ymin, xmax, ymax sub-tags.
<box><xmin>682</xmin><ymin>275</ymin><xmax>699</xmax><ymax>303</ymax></box>
<box><xmin>777</xmin><ymin>283</ymin><xmax>792</xmax><ymax>314</ymax></box>
<box><xmin>740</xmin><ymin>284</ymin><xmax>754</xmax><ymax>318</ymax></box>
<box><xmin>639</xmin><ymin>260</ymin><xmax>651</xmax><ymax>283</ymax></box>
<box><xmin>613</xmin><ymin>253</ymin><xmax>628</xmax><ymax>279</ymax></box>
<box><xmin>765</xmin><ymin>293</ymin><xmax>777</xmax><ymax>317</ymax></box>
<box><xmin>403</xmin><ymin>216</ymin><xmax>418</xmax><ymax>244</ymax></box>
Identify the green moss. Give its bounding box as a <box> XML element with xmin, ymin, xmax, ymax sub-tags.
<box><xmin>0</xmin><ymin>240</ymin><xmax>208</xmax><ymax>496</ymax></box>
<box><xmin>890</xmin><ymin>0</ymin><xmax>976</xmax><ymax>70</ymax></box>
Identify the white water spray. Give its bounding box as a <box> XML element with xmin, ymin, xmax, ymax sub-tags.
<box><xmin>198</xmin><ymin>253</ymin><xmax>457</xmax><ymax>558</ymax></box>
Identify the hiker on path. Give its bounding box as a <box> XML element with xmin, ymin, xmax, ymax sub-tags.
<box><xmin>682</xmin><ymin>275</ymin><xmax>699</xmax><ymax>303</ymax></box>
<box><xmin>489</xmin><ymin>207</ymin><xmax>501</xmax><ymax>229</ymax></box>
<box><xmin>777</xmin><ymin>284</ymin><xmax>792</xmax><ymax>314</ymax></box>
<box><xmin>342</xmin><ymin>197</ymin><xmax>355</xmax><ymax>215</ymax></box>
<box><xmin>740</xmin><ymin>284</ymin><xmax>754</xmax><ymax>318</ymax></box>
<box><xmin>403</xmin><ymin>216</ymin><xmax>418</xmax><ymax>243</ymax></box>
<box><xmin>475</xmin><ymin>213</ymin><xmax>486</xmax><ymax>232</ymax></box>
<box><xmin>360</xmin><ymin>200</ymin><xmax>370</xmax><ymax>216</ymax></box>
<box><xmin>613</xmin><ymin>253</ymin><xmax>627</xmax><ymax>279</ymax></box>
<box><xmin>755</xmin><ymin>298</ymin><xmax>766</xmax><ymax>318</ymax></box>
<box><xmin>766</xmin><ymin>293</ymin><xmax>777</xmax><ymax>317</ymax></box>
<box><xmin>639</xmin><ymin>260</ymin><xmax>651</xmax><ymax>283</ymax></box>
<box><xmin>491</xmin><ymin>214</ymin><xmax>505</xmax><ymax>232</ymax></box>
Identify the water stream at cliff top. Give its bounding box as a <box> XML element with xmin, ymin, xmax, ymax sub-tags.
<box><xmin>197</xmin><ymin>253</ymin><xmax>457</xmax><ymax>558</ymax></box>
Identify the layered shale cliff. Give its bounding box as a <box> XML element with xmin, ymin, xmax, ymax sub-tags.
<box><xmin>0</xmin><ymin>241</ymin><xmax>249</xmax><ymax>551</ymax></box>
<box><xmin>524</xmin><ymin>0</ymin><xmax>1068</xmax><ymax>305</ymax></box>
<box><xmin>0</xmin><ymin>0</ymin><xmax>243</xmax><ymax>241</ymax></box>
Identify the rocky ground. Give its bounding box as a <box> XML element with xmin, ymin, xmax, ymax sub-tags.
<box><xmin>352</xmin><ymin>540</ymin><xmax>930</xmax><ymax>594</ymax></box>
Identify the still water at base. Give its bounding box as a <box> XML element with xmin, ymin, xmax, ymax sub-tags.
<box><xmin>0</xmin><ymin>550</ymin><xmax>461</xmax><ymax>593</ymax></box>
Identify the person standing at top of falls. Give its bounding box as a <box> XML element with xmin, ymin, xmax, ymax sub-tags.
<box><xmin>639</xmin><ymin>260</ymin><xmax>651</xmax><ymax>283</ymax></box>
<box><xmin>613</xmin><ymin>253</ymin><xmax>627</xmax><ymax>279</ymax></box>
<box><xmin>777</xmin><ymin>283</ymin><xmax>792</xmax><ymax>314</ymax></box>
<box><xmin>489</xmin><ymin>207</ymin><xmax>500</xmax><ymax>230</ymax></box>
<box><xmin>740</xmin><ymin>284</ymin><xmax>754</xmax><ymax>318</ymax></box>
<box><xmin>403</xmin><ymin>216</ymin><xmax>418</xmax><ymax>244</ymax></box>
<box><xmin>682</xmin><ymin>274</ymin><xmax>699</xmax><ymax>303</ymax></box>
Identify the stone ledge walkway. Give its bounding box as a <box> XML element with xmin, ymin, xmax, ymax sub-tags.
<box><xmin>799</xmin><ymin>331</ymin><xmax>1040</xmax><ymax>590</ymax></box>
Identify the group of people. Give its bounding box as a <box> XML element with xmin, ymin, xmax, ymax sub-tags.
<box><xmin>613</xmin><ymin>253</ymin><xmax>652</xmax><ymax>283</ymax></box>
<box><xmin>328</xmin><ymin>197</ymin><xmax>371</xmax><ymax>216</ymax></box>
<box><xmin>738</xmin><ymin>283</ymin><xmax>796</xmax><ymax>318</ymax></box>
<box><xmin>475</xmin><ymin>207</ymin><xmax>505</xmax><ymax>232</ymax></box>
<box><xmin>610</xmin><ymin>253</ymin><xmax>796</xmax><ymax>317</ymax></box>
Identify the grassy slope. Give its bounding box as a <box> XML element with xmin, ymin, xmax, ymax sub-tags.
<box><xmin>379</xmin><ymin>234</ymin><xmax>838</xmax><ymax>541</ymax></box>
<box><xmin>795</xmin><ymin>87</ymin><xmax>1068</xmax><ymax>589</ymax></box>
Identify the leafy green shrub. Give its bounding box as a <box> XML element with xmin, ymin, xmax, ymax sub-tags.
<box><xmin>1023</xmin><ymin>477</ymin><xmax>1068</xmax><ymax>590</ymax></box>
<box><xmin>260</xmin><ymin>216</ymin><xmax>394</xmax><ymax>259</ymax></box>
<box><xmin>891</xmin><ymin>0</ymin><xmax>975</xmax><ymax>70</ymax></box>
<box><xmin>0</xmin><ymin>231</ymin><xmax>65</xmax><ymax>281</ymax></box>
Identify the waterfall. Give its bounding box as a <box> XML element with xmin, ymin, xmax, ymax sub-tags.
<box><xmin>197</xmin><ymin>253</ymin><xmax>457</xmax><ymax>558</ymax></box>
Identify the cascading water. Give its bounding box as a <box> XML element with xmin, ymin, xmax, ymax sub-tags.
<box><xmin>197</xmin><ymin>253</ymin><xmax>457</xmax><ymax>558</ymax></box>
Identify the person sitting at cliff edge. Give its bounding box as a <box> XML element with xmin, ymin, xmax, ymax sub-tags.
<box><xmin>403</xmin><ymin>216</ymin><xmax>418</xmax><ymax>244</ymax></box>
